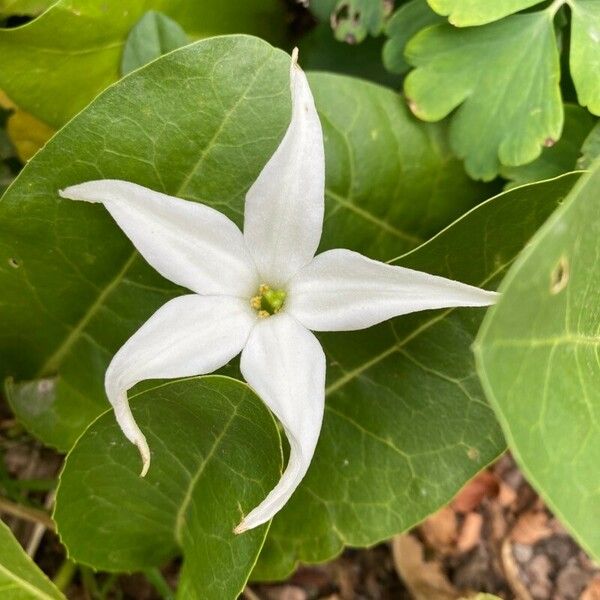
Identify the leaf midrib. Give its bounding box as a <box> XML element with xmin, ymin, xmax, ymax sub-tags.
<box><xmin>173</xmin><ymin>404</ymin><xmax>239</xmax><ymax>545</ymax></box>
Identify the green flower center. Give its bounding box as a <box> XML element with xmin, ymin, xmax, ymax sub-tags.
<box><xmin>250</xmin><ymin>284</ymin><xmax>286</xmax><ymax>318</ymax></box>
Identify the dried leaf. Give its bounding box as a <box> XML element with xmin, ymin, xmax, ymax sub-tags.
<box><xmin>456</xmin><ymin>512</ymin><xmax>483</xmax><ymax>553</ymax></box>
<box><xmin>452</xmin><ymin>471</ymin><xmax>500</xmax><ymax>513</ymax></box>
<box><xmin>510</xmin><ymin>511</ymin><xmax>553</xmax><ymax>545</ymax></box>
<box><xmin>582</xmin><ymin>577</ymin><xmax>600</xmax><ymax>600</ymax></box>
<box><xmin>421</xmin><ymin>506</ymin><xmax>458</xmax><ymax>553</ymax></box>
<box><xmin>391</xmin><ymin>534</ymin><xmax>459</xmax><ymax>600</ymax></box>
<box><xmin>6</xmin><ymin>110</ymin><xmax>54</xmax><ymax>162</ymax></box>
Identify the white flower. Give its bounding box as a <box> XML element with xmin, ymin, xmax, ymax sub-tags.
<box><xmin>59</xmin><ymin>49</ymin><xmax>497</xmax><ymax>534</ymax></box>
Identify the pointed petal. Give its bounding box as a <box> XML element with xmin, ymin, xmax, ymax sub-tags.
<box><xmin>60</xmin><ymin>180</ymin><xmax>258</xmax><ymax>296</ymax></box>
<box><xmin>105</xmin><ymin>294</ymin><xmax>255</xmax><ymax>475</ymax></box>
<box><xmin>287</xmin><ymin>249</ymin><xmax>498</xmax><ymax>331</ymax></box>
<box><xmin>237</xmin><ymin>314</ymin><xmax>325</xmax><ymax>532</ymax></box>
<box><xmin>243</xmin><ymin>52</ymin><xmax>325</xmax><ymax>286</ymax></box>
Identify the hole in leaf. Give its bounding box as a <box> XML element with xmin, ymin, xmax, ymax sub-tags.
<box><xmin>8</xmin><ymin>257</ymin><xmax>21</xmax><ymax>268</ymax></box>
<box><xmin>550</xmin><ymin>256</ymin><xmax>569</xmax><ymax>294</ymax></box>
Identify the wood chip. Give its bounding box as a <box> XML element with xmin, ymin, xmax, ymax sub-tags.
<box><xmin>510</xmin><ymin>511</ymin><xmax>553</xmax><ymax>545</ymax></box>
<box><xmin>457</xmin><ymin>512</ymin><xmax>483</xmax><ymax>553</ymax></box>
<box><xmin>582</xmin><ymin>577</ymin><xmax>600</xmax><ymax>600</ymax></box>
<box><xmin>421</xmin><ymin>506</ymin><xmax>458</xmax><ymax>553</ymax></box>
<box><xmin>391</xmin><ymin>534</ymin><xmax>460</xmax><ymax>600</ymax></box>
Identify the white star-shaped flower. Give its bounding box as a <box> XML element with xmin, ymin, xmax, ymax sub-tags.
<box><xmin>59</xmin><ymin>49</ymin><xmax>497</xmax><ymax>534</ymax></box>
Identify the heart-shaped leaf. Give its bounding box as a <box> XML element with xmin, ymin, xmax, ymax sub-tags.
<box><xmin>0</xmin><ymin>35</ymin><xmax>489</xmax><ymax>452</ymax></box>
<box><xmin>253</xmin><ymin>173</ymin><xmax>580</xmax><ymax>580</ymax></box>
<box><xmin>0</xmin><ymin>0</ymin><xmax>287</xmax><ymax>127</ymax></box>
<box><xmin>0</xmin><ymin>519</ymin><xmax>66</xmax><ymax>599</ymax></box>
<box><xmin>475</xmin><ymin>161</ymin><xmax>600</xmax><ymax>562</ymax></box>
<box><xmin>55</xmin><ymin>376</ymin><xmax>282</xmax><ymax>599</ymax></box>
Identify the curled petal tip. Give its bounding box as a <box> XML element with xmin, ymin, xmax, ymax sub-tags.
<box><xmin>135</xmin><ymin>438</ymin><xmax>151</xmax><ymax>477</ymax></box>
<box><xmin>291</xmin><ymin>47</ymin><xmax>299</xmax><ymax>67</ymax></box>
<box><xmin>233</xmin><ymin>521</ymin><xmax>247</xmax><ymax>535</ymax></box>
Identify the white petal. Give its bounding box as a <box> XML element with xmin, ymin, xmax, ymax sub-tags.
<box><xmin>105</xmin><ymin>294</ymin><xmax>255</xmax><ymax>476</ymax></box>
<box><xmin>287</xmin><ymin>249</ymin><xmax>498</xmax><ymax>331</ymax></box>
<box><xmin>236</xmin><ymin>313</ymin><xmax>325</xmax><ymax>532</ymax></box>
<box><xmin>243</xmin><ymin>51</ymin><xmax>325</xmax><ymax>286</ymax></box>
<box><xmin>60</xmin><ymin>180</ymin><xmax>258</xmax><ymax>297</ymax></box>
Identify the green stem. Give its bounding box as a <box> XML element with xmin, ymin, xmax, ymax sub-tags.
<box><xmin>80</xmin><ymin>566</ymin><xmax>100</xmax><ymax>599</ymax></box>
<box><xmin>53</xmin><ymin>559</ymin><xmax>77</xmax><ymax>592</ymax></box>
<box><xmin>98</xmin><ymin>574</ymin><xmax>119</xmax><ymax>600</ymax></box>
<box><xmin>144</xmin><ymin>568</ymin><xmax>175</xmax><ymax>600</ymax></box>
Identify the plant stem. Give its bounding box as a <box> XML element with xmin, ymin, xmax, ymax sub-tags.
<box><xmin>0</xmin><ymin>495</ymin><xmax>55</xmax><ymax>530</ymax></box>
<box><xmin>144</xmin><ymin>568</ymin><xmax>175</xmax><ymax>600</ymax></box>
<box><xmin>53</xmin><ymin>559</ymin><xmax>77</xmax><ymax>592</ymax></box>
<box><xmin>80</xmin><ymin>566</ymin><xmax>100</xmax><ymax>600</ymax></box>
<box><xmin>98</xmin><ymin>574</ymin><xmax>119</xmax><ymax>600</ymax></box>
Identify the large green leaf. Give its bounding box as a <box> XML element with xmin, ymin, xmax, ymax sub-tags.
<box><xmin>0</xmin><ymin>519</ymin><xmax>65</xmax><ymax>599</ymax></box>
<box><xmin>570</xmin><ymin>0</ymin><xmax>600</xmax><ymax>115</ymax></box>
<box><xmin>252</xmin><ymin>173</ymin><xmax>580</xmax><ymax>580</ymax></box>
<box><xmin>475</xmin><ymin>163</ymin><xmax>600</xmax><ymax>561</ymax></box>
<box><xmin>0</xmin><ymin>35</ymin><xmax>490</xmax><ymax>452</ymax></box>
<box><xmin>427</xmin><ymin>0</ymin><xmax>541</xmax><ymax>26</ymax></box>
<box><xmin>500</xmin><ymin>104</ymin><xmax>595</xmax><ymax>189</ymax></box>
<box><xmin>0</xmin><ymin>0</ymin><xmax>287</xmax><ymax>127</ymax></box>
<box><xmin>428</xmin><ymin>0</ymin><xmax>600</xmax><ymax>101</ymax></box>
<box><xmin>55</xmin><ymin>376</ymin><xmax>282</xmax><ymax>599</ymax></box>
<box><xmin>312</xmin><ymin>72</ymin><xmax>492</xmax><ymax>259</ymax></box>
<box><xmin>404</xmin><ymin>12</ymin><xmax>563</xmax><ymax>180</ymax></box>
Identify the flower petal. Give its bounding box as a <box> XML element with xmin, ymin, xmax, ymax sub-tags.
<box><xmin>243</xmin><ymin>51</ymin><xmax>325</xmax><ymax>286</ymax></box>
<box><xmin>236</xmin><ymin>313</ymin><xmax>325</xmax><ymax>532</ymax></box>
<box><xmin>60</xmin><ymin>180</ymin><xmax>258</xmax><ymax>297</ymax></box>
<box><xmin>105</xmin><ymin>294</ymin><xmax>255</xmax><ymax>476</ymax></box>
<box><xmin>287</xmin><ymin>249</ymin><xmax>498</xmax><ymax>331</ymax></box>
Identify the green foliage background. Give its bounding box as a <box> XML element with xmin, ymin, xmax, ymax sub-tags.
<box><xmin>0</xmin><ymin>0</ymin><xmax>598</xmax><ymax>598</ymax></box>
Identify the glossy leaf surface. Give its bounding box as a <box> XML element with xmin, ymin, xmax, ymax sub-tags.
<box><xmin>55</xmin><ymin>376</ymin><xmax>282</xmax><ymax>599</ymax></box>
<box><xmin>0</xmin><ymin>35</ymin><xmax>489</xmax><ymax>451</ymax></box>
<box><xmin>253</xmin><ymin>173</ymin><xmax>580</xmax><ymax>579</ymax></box>
<box><xmin>476</xmin><ymin>163</ymin><xmax>600</xmax><ymax>561</ymax></box>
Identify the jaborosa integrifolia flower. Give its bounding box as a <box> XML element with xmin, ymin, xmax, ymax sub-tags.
<box><xmin>59</xmin><ymin>49</ymin><xmax>497</xmax><ymax>534</ymax></box>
